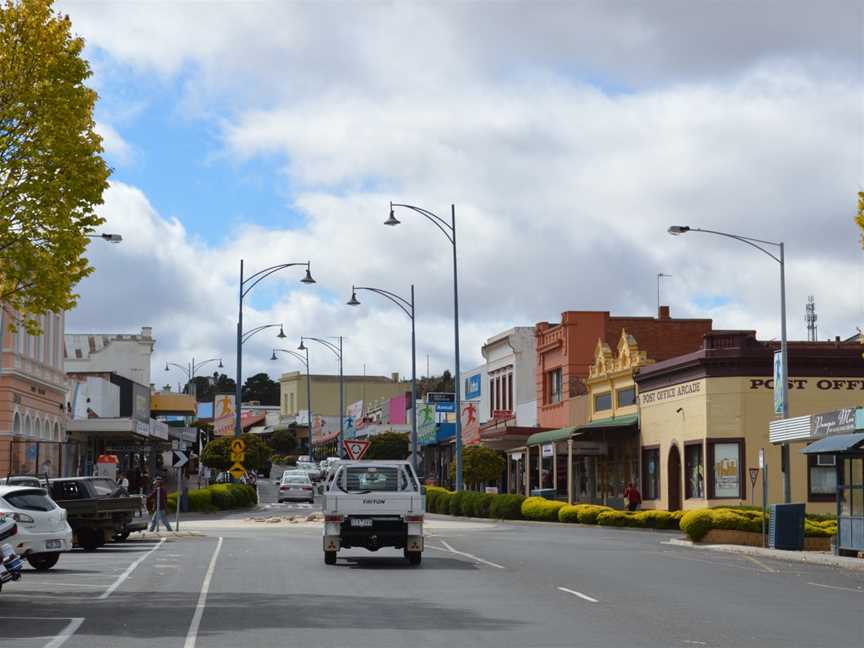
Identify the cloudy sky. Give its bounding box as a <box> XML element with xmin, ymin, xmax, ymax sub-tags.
<box><xmin>59</xmin><ymin>0</ymin><xmax>863</xmax><ymax>387</ymax></box>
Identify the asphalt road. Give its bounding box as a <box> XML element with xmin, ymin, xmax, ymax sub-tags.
<box><xmin>1</xmin><ymin>488</ymin><xmax>863</xmax><ymax>648</ymax></box>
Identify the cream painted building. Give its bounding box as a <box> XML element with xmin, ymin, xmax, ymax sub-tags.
<box><xmin>636</xmin><ymin>331</ymin><xmax>864</xmax><ymax>513</ymax></box>
<box><xmin>279</xmin><ymin>371</ymin><xmax>410</xmax><ymax>419</ymax></box>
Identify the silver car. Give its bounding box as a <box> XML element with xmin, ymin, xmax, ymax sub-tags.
<box><xmin>278</xmin><ymin>473</ymin><xmax>314</xmax><ymax>503</ymax></box>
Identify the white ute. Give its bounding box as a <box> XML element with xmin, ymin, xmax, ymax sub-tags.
<box><xmin>322</xmin><ymin>461</ymin><xmax>425</xmax><ymax>565</ymax></box>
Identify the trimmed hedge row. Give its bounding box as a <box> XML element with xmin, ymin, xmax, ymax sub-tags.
<box><xmin>521</xmin><ymin>497</ymin><xmax>566</xmax><ymax>521</ymax></box>
<box><xmin>167</xmin><ymin>483</ymin><xmax>257</xmax><ymax>513</ymax></box>
<box><xmin>425</xmin><ymin>486</ymin><xmax>527</xmax><ymax>520</ymax></box>
<box><xmin>680</xmin><ymin>507</ymin><xmax>837</xmax><ymax>542</ymax></box>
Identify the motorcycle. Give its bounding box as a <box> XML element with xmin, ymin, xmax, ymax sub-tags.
<box><xmin>0</xmin><ymin>518</ymin><xmax>23</xmax><ymax>591</ymax></box>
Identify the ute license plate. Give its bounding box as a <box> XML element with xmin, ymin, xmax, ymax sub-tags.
<box><xmin>350</xmin><ymin>518</ymin><xmax>373</xmax><ymax>528</ymax></box>
<box><xmin>45</xmin><ymin>539</ymin><xmax>61</xmax><ymax>550</ymax></box>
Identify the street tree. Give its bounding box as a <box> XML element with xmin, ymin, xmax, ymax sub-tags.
<box><xmin>365</xmin><ymin>431</ymin><xmax>410</xmax><ymax>460</ymax></box>
<box><xmin>269</xmin><ymin>428</ymin><xmax>298</xmax><ymax>455</ymax></box>
<box><xmin>191</xmin><ymin>373</ymin><xmax>236</xmax><ymax>404</ymax></box>
<box><xmin>0</xmin><ymin>0</ymin><xmax>111</xmax><ymax>333</ymax></box>
<box><xmin>452</xmin><ymin>446</ymin><xmax>505</xmax><ymax>490</ymax></box>
<box><xmin>241</xmin><ymin>372</ymin><xmax>280</xmax><ymax>406</ymax></box>
<box><xmin>857</xmin><ymin>191</ymin><xmax>864</xmax><ymax>245</ymax></box>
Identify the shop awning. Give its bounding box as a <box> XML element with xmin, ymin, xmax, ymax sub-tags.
<box><xmin>526</xmin><ymin>427</ymin><xmax>579</xmax><ymax>446</ymax></box>
<box><xmin>578</xmin><ymin>414</ymin><xmax>638</xmax><ymax>431</ymax></box>
<box><xmin>801</xmin><ymin>432</ymin><xmax>864</xmax><ymax>454</ymax></box>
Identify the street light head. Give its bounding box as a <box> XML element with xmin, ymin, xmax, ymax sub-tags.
<box><xmin>277</xmin><ymin>325</ymin><xmax>287</xmax><ymax>339</ymax></box>
<box><xmin>301</xmin><ymin>266</ymin><xmax>316</xmax><ymax>284</ymax></box>
<box><xmin>297</xmin><ymin>339</ymin><xmax>306</xmax><ymax>351</ymax></box>
<box><xmin>668</xmin><ymin>225</ymin><xmax>690</xmax><ymax>236</ymax></box>
<box><xmin>217</xmin><ymin>359</ymin><xmax>223</xmax><ymax>369</ymax></box>
<box><xmin>270</xmin><ymin>350</ymin><xmax>278</xmax><ymax>361</ymax></box>
<box><xmin>102</xmin><ymin>233</ymin><xmax>122</xmax><ymax>243</ymax></box>
<box><xmin>347</xmin><ymin>291</ymin><xmax>361</xmax><ymax>307</ymax></box>
<box><xmin>164</xmin><ymin>362</ymin><xmax>169</xmax><ymax>372</ymax></box>
<box><xmin>384</xmin><ymin>207</ymin><xmax>400</xmax><ymax>227</ymax></box>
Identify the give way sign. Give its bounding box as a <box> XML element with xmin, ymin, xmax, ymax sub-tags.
<box><xmin>343</xmin><ymin>439</ymin><xmax>370</xmax><ymax>460</ymax></box>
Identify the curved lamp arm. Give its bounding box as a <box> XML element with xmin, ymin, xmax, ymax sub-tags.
<box><xmin>242</xmin><ymin>323</ymin><xmax>286</xmax><ymax>345</ymax></box>
<box><xmin>299</xmin><ymin>336</ymin><xmax>342</xmax><ymax>359</ymax></box>
<box><xmin>272</xmin><ymin>348</ymin><xmax>308</xmax><ymax>367</ymax></box>
<box><xmin>390</xmin><ymin>202</ymin><xmax>454</xmax><ymax>244</ymax></box>
<box><xmin>348</xmin><ymin>285</ymin><xmax>413</xmax><ymax>320</ymax></box>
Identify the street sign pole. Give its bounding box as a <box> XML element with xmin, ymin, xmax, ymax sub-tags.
<box><xmin>760</xmin><ymin>448</ymin><xmax>767</xmax><ymax>547</ymax></box>
<box><xmin>175</xmin><ymin>466</ymin><xmax>181</xmax><ymax>531</ymax></box>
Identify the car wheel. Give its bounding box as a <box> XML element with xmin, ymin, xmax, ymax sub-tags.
<box><xmin>112</xmin><ymin>530</ymin><xmax>130</xmax><ymax>543</ymax></box>
<box><xmin>77</xmin><ymin>528</ymin><xmax>100</xmax><ymax>552</ymax></box>
<box><xmin>27</xmin><ymin>552</ymin><xmax>60</xmax><ymax>571</ymax></box>
<box><xmin>407</xmin><ymin>551</ymin><xmax>422</xmax><ymax>566</ymax></box>
<box><xmin>324</xmin><ymin>550</ymin><xmax>337</xmax><ymax>565</ymax></box>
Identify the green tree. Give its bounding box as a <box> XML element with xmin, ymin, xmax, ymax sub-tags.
<box><xmin>201</xmin><ymin>433</ymin><xmax>273</xmax><ymax>472</ymax></box>
<box><xmin>191</xmin><ymin>373</ymin><xmax>236</xmax><ymax>404</ymax></box>
<box><xmin>451</xmin><ymin>446</ymin><xmax>505</xmax><ymax>490</ymax></box>
<box><xmin>365</xmin><ymin>431</ymin><xmax>410</xmax><ymax>460</ymax></box>
<box><xmin>241</xmin><ymin>372</ymin><xmax>280</xmax><ymax>406</ymax></box>
<box><xmin>857</xmin><ymin>192</ymin><xmax>864</xmax><ymax>246</ymax></box>
<box><xmin>269</xmin><ymin>428</ymin><xmax>298</xmax><ymax>455</ymax></box>
<box><xmin>0</xmin><ymin>0</ymin><xmax>111</xmax><ymax>334</ymax></box>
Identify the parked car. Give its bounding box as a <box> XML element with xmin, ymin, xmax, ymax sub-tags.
<box><xmin>48</xmin><ymin>477</ymin><xmax>145</xmax><ymax>551</ymax></box>
<box><xmin>296</xmin><ymin>461</ymin><xmax>322</xmax><ymax>482</ymax></box>
<box><xmin>0</xmin><ymin>485</ymin><xmax>72</xmax><ymax>570</ymax></box>
<box><xmin>278</xmin><ymin>472</ymin><xmax>315</xmax><ymax>503</ymax></box>
<box><xmin>0</xmin><ymin>476</ymin><xmax>44</xmax><ymax>488</ymax></box>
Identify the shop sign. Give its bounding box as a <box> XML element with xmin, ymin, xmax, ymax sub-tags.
<box><xmin>465</xmin><ymin>374</ymin><xmax>482</xmax><ymax>400</ymax></box>
<box><xmin>813</xmin><ymin>408</ymin><xmax>855</xmax><ymax>438</ymax></box>
<box><xmin>427</xmin><ymin>392</ymin><xmax>455</xmax><ymax>404</ymax></box>
<box><xmin>510</xmin><ymin>452</ymin><xmax>523</xmax><ymax>461</ymax></box>
<box><xmin>492</xmin><ymin>410</ymin><xmax>513</xmax><ymax>421</ymax></box>
<box><xmin>640</xmin><ymin>380</ymin><xmax>703</xmax><ymax>405</ymax></box>
<box><xmin>435</xmin><ymin>402</ymin><xmax>456</xmax><ymax>413</ymax></box>
<box><xmin>134</xmin><ymin>420</ymin><xmax>150</xmax><ymax>438</ymax></box>
<box><xmin>542</xmin><ymin>443</ymin><xmax>554</xmax><ymax>458</ymax></box>
<box><xmin>571</xmin><ymin>441</ymin><xmax>608</xmax><ymax>456</ymax></box>
<box><xmin>106</xmin><ymin>445</ymin><xmax>153</xmax><ymax>453</ymax></box>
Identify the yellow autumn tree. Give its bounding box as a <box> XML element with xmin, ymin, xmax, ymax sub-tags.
<box><xmin>857</xmin><ymin>192</ymin><xmax>864</xmax><ymax>245</ymax></box>
<box><xmin>0</xmin><ymin>0</ymin><xmax>110</xmax><ymax>333</ymax></box>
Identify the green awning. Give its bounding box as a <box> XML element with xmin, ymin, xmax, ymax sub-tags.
<box><xmin>526</xmin><ymin>426</ymin><xmax>579</xmax><ymax>446</ymax></box>
<box><xmin>578</xmin><ymin>414</ymin><xmax>639</xmax><ymax>430</ymax></box>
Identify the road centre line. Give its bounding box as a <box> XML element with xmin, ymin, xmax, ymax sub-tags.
<box><xmin>557</xmin><ymin>586</ymin><xmax>599</xmax><ymax>603</ymax></box>
<box><xmin>437</xmin><ymin>539</ymin><xmax>506</xmax><ymax>569</ymax></box>
<box><xmin>807</xmin><ymin>582</ymin><xmax>864</xmax><ymax>593</ymax></box>
<box><xmin>0</xmin><ymin>617</ymin><xmax>84</xmax><ymax>648</ymax></box>
<box><xmin>97</xmin><ymin>537</ymin><xmax>166</xmax><ymax>600</ymax></box>
<box><xmin>183</xmin><ymin>536</ymin><xmax>224</xmax><ymax>648</ymax></box>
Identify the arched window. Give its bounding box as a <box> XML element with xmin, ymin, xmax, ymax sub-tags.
<box><xmin>12</xmin><ymin>413</ymin><xmax>21</xmax><ymax>437</ymax></box>
<box><xmin>24</xmin><ymin>416</ymin><xmax>32</xmax><ymax>437</ymax></box>
<box><xmin>54</xmin><ymin>422</ymin><xmax>61</xmax><ymax>442</ymax></box>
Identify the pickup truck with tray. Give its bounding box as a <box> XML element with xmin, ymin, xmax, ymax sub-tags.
<box><xmin>322</xmin><ymin>460</ymin><xmax>425</xmax><ymax>565</ymax></box>
<box><xmin>48</xmin><ymin>477</ymin><xmax>146</xmax><ymax>551</ymax></box>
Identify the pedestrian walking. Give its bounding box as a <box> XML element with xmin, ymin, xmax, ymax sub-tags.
<box><xmin>147</xmin><ymin>477</ymin><xmax>173</xmax><ymax>532</ymax></box>
<box><xmin>117</xmin><ymin>472</ymin><xmax>130</xmax><ymax>495</ymax></box>
<box><xmin>623</xmin><ymin>483</ymin><xmax>642</xmax><ymax>512</ymax></box>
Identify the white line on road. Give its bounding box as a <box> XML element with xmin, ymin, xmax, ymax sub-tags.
<box><xmin>742</xmin><ymin>555</ymin><xmax>778</xmax><ymax>573</ymax></box>
<box><xmin>439</xmin><ymin>539</ymin><xmax>506</xmax><ymax>569</ymax></box>
<box><xmin>183</xmin><ymin>536</ymin><xmax>224</xmax><ymax>648</ymax></box>
<box><xmin>557</xmin><ymin>586</ymin><xmax>599</xmax><ymax>603</ymax></box>
<box><xmin>0</xmin><ymin>617</ymin><xmax>85</xmax><ymax>648</ymax></box>
<box><xmin>98</xmin><ymin>537</ymin><xmax>166</xmax><ymax>600</ymax></box>
<box><xmin>807</xmin><ymin>581</ymin><xmax>864</xmax><ymax>593</ymax></box>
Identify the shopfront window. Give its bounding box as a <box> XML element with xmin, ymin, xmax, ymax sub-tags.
<box><xmin>842</xmin><ymin>458</ymin><xmax>863</xmax><ymax>517</ymax></box>
<box><xmin>708</xmin><ymin>440</ymin><xmax>743</xmax><ymax>499</ymax></box>
<box><xmin>808</xmin><ymin>453</ymin><xmax>837</xmax><ymax>500</ymax></box>
<box><xmin>642</xmin><ymin>447</ymin><xmax>660</xmax><ymax>500</ymax></box>
<box><xmin>616</xmin><ymin>387</ymin><xmax>636</xmax><ymax>407</ymax></box>
<box><xmin>594</xmin><ymin>392</ymin><xmax>612</xmax><ymax>413</ymax></box>
<box><xmin>547</xmin><ymin>369</ymin><xmax>562</xmax><ymax>404</ymax></box>
<box><xmin>685</xmin><ymin>443</ymin><xmax>704</xmax><ymax>499</ymax></box>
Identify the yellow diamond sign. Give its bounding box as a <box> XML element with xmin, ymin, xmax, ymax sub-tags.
<box><xmin>230</xmin><ymin>439</ymin><xmax>246</xmax><ymax>454</ymax></box>
<box><xmin>229</xmin><ymin>462</ymin><xmax>246</xmax><ymax>479</ymax></box>
<box><xmin>230</xmin><ymin>450</ymin><xmax>245</xmax><ymax>462</ymax></box>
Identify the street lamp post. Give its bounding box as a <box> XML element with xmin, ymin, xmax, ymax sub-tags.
<box><xmin>299</xmin><ymin>336</ymin><xmax>343</xmax><ymax>457</ymax></box>
<box><xmin>386</xmin><ymin>202</ymin><xmax>463</xmax><ymax>490</ymax></box>
<box><xmin>236</xmin><ymin>260</ymin><xmax>315</xmax><ymax>438</ymax></box>
<box><xmin>164</xmin><ymin>357</ymin><xmax>224</xmax><ymax>400</ymax></box>
<box><xmin>668</xmin><ymin>225</ymin><xmax>791</xmax><ymax>503</ymax></box>
<box><xmin>271</xmin><ymin>347</ymin><xmax>313</xmax><ymax>457</ymax></box>
<box><xmin>347</xmin><ymin>284</ymin><xmax>417</xmax><ymax>473</ymax></box>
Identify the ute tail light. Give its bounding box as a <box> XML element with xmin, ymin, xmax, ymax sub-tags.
<box><xmin>406</xmin><ymin>515</ymin><xmax>424</xmax><ymax>523</ymax></box>
<box><xmin>324</xmin><ymin>514</ymin><xmax>343</xmax><ymax>523</ymax></box>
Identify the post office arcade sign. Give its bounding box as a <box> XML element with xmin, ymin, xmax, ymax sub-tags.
<box><xmin>642</xmin><ymin>377</ymin><xmax>864</xmax><ymax>407</ymax></box>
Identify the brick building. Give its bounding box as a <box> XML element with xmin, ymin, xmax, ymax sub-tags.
<box><xmin>534</xmin><ymin>306</ymin><xmax>713</xmax><ymax>429</ymax></box>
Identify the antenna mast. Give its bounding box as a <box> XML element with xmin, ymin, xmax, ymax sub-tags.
<box><xmin>805</xmin><ymin>295</ymin><xmax>818</xmax><ymax>342</ymax></box>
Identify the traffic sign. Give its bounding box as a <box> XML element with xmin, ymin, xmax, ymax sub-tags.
<box><xmin>230</xmin><ymin>439</ymin><xmax>246</xmax><ymax>454</ymax></box>
<box><xmin>343</xmin><ymin>439</ymin><xmax>370</xmax><ymax>460</ymax></box>
<box><xmin>228</xmin><ymin>462</ymin><xmax>246</xmax><ymax>479</ymax></box>
<box><xmin>749</xmin><ymin>467</ymin><xmax>759</xmax><ymax>488</ymax></box>
<box><xmin>171</xmin><ymin>450</ymin><xmax>188</xmax><ymax>469</ymax></box>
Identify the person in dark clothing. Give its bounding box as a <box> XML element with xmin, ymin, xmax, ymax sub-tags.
<box><xmin>623</xmin><ymin>483</ymin><xmax>642</xmax><ymax>512</ymax></box>
<box><xmin>147</xmin><ymin>477</ymin><xmax>172</xmax><ymax>532</ymax></box>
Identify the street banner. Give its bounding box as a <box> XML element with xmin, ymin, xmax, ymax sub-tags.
<box><xmin>214</xmin><ymin>394</ymin><xmax>236</xmax><ymax>420</ymax></box>
<box><xmin>416</xmin><ymin>403</ymin><xmax>437</xmax><ymax>445</ymax></box>
<box><xmin>773</xmin><ymin>351</ymin><xmax>783</xmax><ymax>416</ymax></box>
<box><xmin>345</xmin><ymin>400</ymin><xmax>364</xmax><ymax>439</ymax></box>
<box><xmin>461</xmin><ymin>400</ymin><xmax>481</xmax><ymax>446</ymax></box>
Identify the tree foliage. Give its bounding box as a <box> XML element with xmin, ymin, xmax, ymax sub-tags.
<box><xmin>365</xmin><ymin>432</ymin><xmax>410</xmax><ymax>460</ymax></box>
<box><xmin>191</xmin><ymin>373</ymin><xmax>236</xmax><ymax>404</ymax></box>
<box><xmin>417</xmin><ymin>370</ymin><xmax>454</xmax><ymax>399</ymax></box>
<box><xmin>0</xmin><ymin>0</ymin><xmax>111</xmax><ymax>333</ymax></box>
<box><xmin>269</xmin><ymin>429</ymin><xmax>298</xmax><ymax>455</ymax></box>
<box><xmin>857</xmin><ymin>192</ymin><xmax>864</xmax><ymax>247</ymax></box>
<box><xmin>241</xmin><ymin>372</ymin><xmax>280</xmax><ymax>406</ymax></box>
<box><xmin>451</xmin><ymin>446</ymin><xmax>505</xmax><ymax>490</ymax></box>
<box><xmin>201</xmin><ymin>433</ymin><xmax>272</xmax><ymax>472</ymax></box>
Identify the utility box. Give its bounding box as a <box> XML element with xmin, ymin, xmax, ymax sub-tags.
<box><xmin>769</xmin><ymin>503</ymin><xmax>805</xmax><ymax>550</ymax></box>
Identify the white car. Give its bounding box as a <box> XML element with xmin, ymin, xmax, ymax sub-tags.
<box><xmin>0</xmin><ymin>485</ymin><xmax>72</xmax><ymax>570</ymax></box>
<box><xmin>278</xmin><ymin>472</ymin><xmax>315</xmax><ymax>503</ymax></box>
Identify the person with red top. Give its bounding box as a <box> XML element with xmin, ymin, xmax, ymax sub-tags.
<box><xmin>623</xmin><ymin>483</ymin><xmax>642</xmax><ymax>512</ymax></box>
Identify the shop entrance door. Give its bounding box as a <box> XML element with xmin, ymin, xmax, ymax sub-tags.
<box><xmin>668</xmin><ymin>445</ymin><xmax>682</xmax><ymax>511</ymax></box>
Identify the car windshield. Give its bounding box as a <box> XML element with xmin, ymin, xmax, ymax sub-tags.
<box><xmin>2</xmin><ymin>489</ymin><xmax>55</xmax><ymax>512</ymax></box>
<box><xmin>90</xmin><ymin>479</ymin><xmax>119</xmax><ymax>496</ymax></box>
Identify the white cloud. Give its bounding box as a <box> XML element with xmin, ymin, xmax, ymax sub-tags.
<box><xmin>94</xmin><ymin>121</ymin><xmax>133</xmax><ymax>165</ymax></box>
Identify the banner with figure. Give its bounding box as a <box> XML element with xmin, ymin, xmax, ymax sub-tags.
<box><xmin>461</xmin><ymin>401</ymin><xmax>481</xmax><ymax>446</ymax></box>
<box><xmin>416</xmin><ymin>403</ymin><xmax>437</xmax><ymax>445</ymax></box>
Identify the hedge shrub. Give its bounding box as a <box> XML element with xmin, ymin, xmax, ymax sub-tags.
<box><xmin>558</xmin><ymin>505</ymin><xmax>581</xmax><ymax>523</ymax></box>
<box><xmin>597</xmin><ymin>510</ymin><xmax>634</xmax><ymax>527</ymax></box>
<box><xmin>681</xmin><ymin>507</ymin><xmax>835</xmax><ymax>542</ymax></box>
<box><xmin>489</xmin><ymin>494</ymin><xmax>526</xmax><ymax>520</ymax></box>
<box><xmin>521</xmin><ymin>497</ymin><xmax>566</xmax><ymax>521</ymax></box>
<box><xmin>166</xmin><ymin>483</ymin><xmax>254</xmax><ymax>514</ymax></box>
<box><xmin>435</xmin><ymin>490</ymin><xmax>454</xmax><ymax>515</ymax></box>
<box><xmin>576</xmin><ymin>504</ymin><xmax>613</xmax><ymax>524</ymax></box>
<box><xmin>473</xmin><ymin>493</ymin><xmax>497</xmax><ymax>518</ymax></box>
<box><xmin>634</xmin><ymin>510</ymin><xmax>676</xmax><ymax>529</ymax></box>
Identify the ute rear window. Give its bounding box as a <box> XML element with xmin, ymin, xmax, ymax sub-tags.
<box><xmin>2</xmin><ymin>489</ymin><xmax>55</xmax><ymax>512</ymax></box>
<box><xmin>344</xmin><ymin>467</ymin><xmax>400</xmax><ymax>492</ymax></box>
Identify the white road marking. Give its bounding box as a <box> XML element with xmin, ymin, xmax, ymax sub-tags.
<box><xmin>742</xmin><ymin>555</ymin><xmax>778</xmax><ymax>573</ymax></box>
<box><xmin>97</xmin><ymin>537</ymin><xmax>166</xmax><ymax>600</ymax></box>
<box><xmin>0</xmin><ymin>617</ymin><xmax>85</xmax><ymax>648</ymax></box>
<box><xmin>557</xmin><ymin>586</ymin><xmax>599</xmax><ymax>603</ymax></box>
<box><xmin>683</xmin><ymin>641</ymin><xmax>708</xmax><ymax>646</ymax></box>
<box><xmin>807</xmin><ymin>581</ymin><xmax>864</xmax><ymax>593</ymax></box>
<box><xmin>183</xmin><ymin>536</ymin><xmax>224</xmax><ymax>648</ymax></box>
<box><xmin>438</xmin><ymin>539</ymin><xmax>506</xmax><ymax>569</ymax></box>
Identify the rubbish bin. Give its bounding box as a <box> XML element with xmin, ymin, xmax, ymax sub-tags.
<box><xmin>769</xmin><ymin>503</ymin><xmax>805</xmax><ymax>550</ymax></box>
